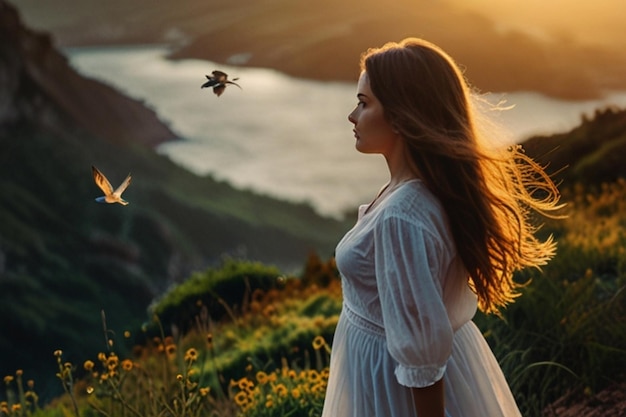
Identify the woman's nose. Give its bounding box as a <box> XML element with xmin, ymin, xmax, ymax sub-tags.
<box><xmin>348</xmin><ymin>109</ymin><xmax>356</xmax><ymax>124</ymax></box>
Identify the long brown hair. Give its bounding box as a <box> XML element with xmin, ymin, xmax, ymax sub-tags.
<box><xmin>362</xmin><ymin>38</ymin><xmax>562</xmax><ymax>314</ymax></box>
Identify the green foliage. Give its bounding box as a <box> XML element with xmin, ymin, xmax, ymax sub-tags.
<box><xmin>3</xmin><ymin>107</ymin><xmax>626</xmax><ymax>415</ymax></box>
<box><xmin>0</xmin><ymin>120</ymin><xmax>348</xmax><ymax>398</ymax></box>
<box><xmin>523</xmin><ymin>107</ymin><xmax>626</xmax><ymax>186</ymax></box>
<box><xmin>150</xmin><ymin>260</ymin><xmax>283</xmax><ymax>332</ymax></box>
<box><xmin>475</xmin><ymin>179</ymin><xmax>626</xmax><ymax>415</ymax></box>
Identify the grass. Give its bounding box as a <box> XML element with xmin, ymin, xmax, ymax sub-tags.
<box><xmin>2</xmin><ymin>180</ymin><xmax>625</xmax><ymax>416</ymax></box>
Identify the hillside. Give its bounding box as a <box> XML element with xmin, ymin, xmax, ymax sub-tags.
<box><xmin>522</xmin><ymin>107</ymin><xmax>626</xmax><ymax>186</ymax></box>
<box><xmin>0</xmin><ymin>0</ymin><xmax>349</xmax><ymax>400</ymax></box>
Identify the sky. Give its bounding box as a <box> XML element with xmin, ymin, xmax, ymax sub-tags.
<box><xmin>446</xmin><ymin>0</ymin><xmax>626</xmax><ymax>47</ymax></box>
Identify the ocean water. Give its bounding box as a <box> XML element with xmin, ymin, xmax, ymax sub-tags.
<box><xmin>65</xmin><ymin>45</ymin><xmax>626</xmax><ymax>218</ymax></box>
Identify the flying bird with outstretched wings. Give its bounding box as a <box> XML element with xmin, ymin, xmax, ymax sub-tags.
<box><xmin>92</xmin><ymin>165</ymin><xmax>132</xmax><ymax>206</ymax></box>
<box><xmin>201</xmin><ymin>70</ymin><xmax>242</xmax><ymax>97</ymax></box>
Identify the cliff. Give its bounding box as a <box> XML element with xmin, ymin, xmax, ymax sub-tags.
<box><xmin>0</xmin><ymin>0</ymin><xmax>176</xmax><ymax>147</ymax></box>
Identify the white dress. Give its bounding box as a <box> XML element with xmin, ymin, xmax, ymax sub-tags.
<box><xmin>321</xmin><ymin>179</ymin><xmax>521</xmax><ymax>417</ymax></box>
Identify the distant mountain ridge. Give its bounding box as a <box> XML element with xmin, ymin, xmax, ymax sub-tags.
<box><xmin>9</xmin><ymin>0</ymin><xmax>626</xmax><ymax>100</ymax></box>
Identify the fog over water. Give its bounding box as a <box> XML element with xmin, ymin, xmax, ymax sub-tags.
<box><xmin>66</xmin><ymin>45</ymin><xmax>626</xmax><ymax>218</ymax></box>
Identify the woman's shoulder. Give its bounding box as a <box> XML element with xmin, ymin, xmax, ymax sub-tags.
<box><xmin>385</xmin><ymin>180</ymin><xmax>443</xmax><ymax>218</ymax></box>
<box><xmin>379</xmin><ymin>180</ymin><xmax>452</xmax><ymax>238</ymax></box>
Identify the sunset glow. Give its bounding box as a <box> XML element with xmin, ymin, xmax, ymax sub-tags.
<box><xmin>445</xmin><ymin>0</ymin><xmax>626</xmax><ymax>46</ymax></box>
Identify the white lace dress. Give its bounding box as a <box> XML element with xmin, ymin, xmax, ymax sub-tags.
<box><xmin>321</xmin><ymin>179</ymin><xmax>521</xmax><ymax>417</ymax></box>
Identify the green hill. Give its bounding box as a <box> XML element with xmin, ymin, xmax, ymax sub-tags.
<box><xmin>522</xmin><ymin>107</ymin><xmax>626</xmax><ymax>187</ymax></box>
<box><xmin>0</xmin><ymin>1</ymin><xmax>349</xmax><ymax>400</ymax></box>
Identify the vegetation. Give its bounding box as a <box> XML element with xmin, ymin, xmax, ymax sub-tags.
<box><xmin>0</xmin><ymin>119</ymin><xmax>349</xmax><ymax>397</ymax></box>
<box><xmin>2</xmin><ymin>2</ymin><xmax>626</xmax><ymax>411</ymax></box>
<box><xmin>1</xmin><ymin>176</ymin><xmax>625</xmax><ymax>416</ymax></box>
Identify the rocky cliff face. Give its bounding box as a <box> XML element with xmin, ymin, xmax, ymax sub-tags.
<box><xmin>0</xmin><ymin>0</ymin><xmax>176</xmax><ymax>147</ymax></box>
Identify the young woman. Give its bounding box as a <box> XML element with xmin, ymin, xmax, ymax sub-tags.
<box><xmin>321</xmin><ymin>38</ymin><xmax>562</xmax><ymax>417</ymax></box>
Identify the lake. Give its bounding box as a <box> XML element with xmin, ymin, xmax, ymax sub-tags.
<box><xmin>65</xmin><ymin>45</ymin><xmax>626</xmax><ymax>218</ymax></box>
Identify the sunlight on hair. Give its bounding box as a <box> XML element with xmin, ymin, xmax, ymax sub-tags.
<box><xmin>470</xmin><ymin>92</ymin><xmax>518</xmax><ymax>150</ymax></box>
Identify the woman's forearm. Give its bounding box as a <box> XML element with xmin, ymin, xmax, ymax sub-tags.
<box><xmin>411</xmin><ymin>378</ymin><xmax>445</xmax><ymax>417</ymax></box>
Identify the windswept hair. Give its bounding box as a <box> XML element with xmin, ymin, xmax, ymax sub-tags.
<box><xmin>362</xmin><ymin>38</ymin><xmax>563</xmax><ymax>314</ymax></box>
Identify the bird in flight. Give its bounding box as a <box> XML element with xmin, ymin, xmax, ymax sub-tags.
<box><xmin>201</xmin><ymin>70</ymin><xmax>242</xmax><ymax>97</ymax></box>
<box><xmin>92</xmin><ymin>166</ymin><xmax>132</xmax><ymax>206</ymax></box>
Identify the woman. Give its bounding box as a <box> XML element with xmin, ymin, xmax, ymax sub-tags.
<box><xmin>321</xmin><ymin>38</ymin><xmax>561</xmax><ymax>417</ymax></box>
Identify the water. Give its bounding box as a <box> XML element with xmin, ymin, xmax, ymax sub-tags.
<box><xmin>65</xmin><ymin>45</ymin><xmax>626</xmax><ymax>218</ymax></box>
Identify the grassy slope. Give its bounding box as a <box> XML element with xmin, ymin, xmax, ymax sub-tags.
<box><xmin>0</xmin><ymin>1</ymin><xmax>351</xmax><ymax>398</ymax></box>
<box><xmin>0</xmin><ymin>115</ymin><xmax>351</xmax><ymax>399</ymax></box>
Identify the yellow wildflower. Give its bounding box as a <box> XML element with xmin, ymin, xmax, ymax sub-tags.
<box><xmin>24</xmin><ymin>390</ymin><xmax>38</xmax><ymax>402</ymax></box>
<box><xmin>53</xmin><ymin>350</ymin><xmax>63</xmax><ymax>358</ymax></box>
<box><xmin>237</xmin><ymin>376</ymin><xmax>254</xmax><ymax>390</ymax></box>
<box><xmin>84</xmin><ymin>360</ymin><xmax>95</xmax><ymax>371</ymax></box>
<box><xmin>308</xmin><ymin>370</ymin><xmax>321</xmax><ymax>383</ymax></box>
<box><xmin>256</xmin><ymin>371</ymin><xmax>269</xmax><ymax>384</ymax></box>
<box><xmin>233</xmin><ymin>391</ymin><xmax>248</xmax><ymax>407</ymax></box>
<box><xmin>199</xmin><ymin>387</ymin><xmax>210</xmax><ymax>396</ymax></box>
<box><xmin>184</xmin><ymin>348</ymin><xmax>198</xmax><ymax>362</ymax></box>
<box><xmin>3</xmin><ymin>375</ymin><xmax>13</xmax><ymax>384</ymax></box>
<box><xmin>121</xmin><ymin>360</ymin><xmax>133</xmax><ymax>371</ymax></box>
<box><xmin>106</xmin><ymin>354</ymin><xmax>119</xmax><ymax>369</ymax></box>
<box><xmin>312</xmin><ymin>335</ymin><xmax>326</xmax><ymax>350</ymax></box>
<box><xmin>273</xmin><ymin>383</ymin><xmax>288</xmax><ymax>397</ymax></box>
<box><xmin>166</xmin><ymin>344</ymin><xmax>176</xmax><ymax>356</ymax></box>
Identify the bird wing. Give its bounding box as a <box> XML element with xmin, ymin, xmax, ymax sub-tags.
<box><xmin>92</xmin><ymin>166</ymin><xmax>114</xmax><ymax>196</ymax></box>
<box><xmin>113</xmin><ymin>173</ymin><xmax>132</xmax><ymax>197</ymax></box>
<box><xmin>213</xmin><ymin>84</ymin><xmax>226</xmax><ymax>97</ymax></box>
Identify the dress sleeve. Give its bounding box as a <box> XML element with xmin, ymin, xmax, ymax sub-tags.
<box><xmin>374</xmin><ymin>212</ymin><xmax>453</xmax><ymax>388</ymax></box>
